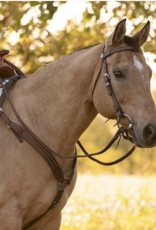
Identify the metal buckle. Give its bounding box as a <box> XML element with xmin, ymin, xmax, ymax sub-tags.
<box><xmin>7</xmin><ymin>120</ymin><xmax>14</xmax><ymax>129</ymax></box>
<box><xmin>105</xmin><ymin>82</ymin><xmax>110</xmax><ymax>87</ymax></box>
<box><xmin>117</xmin><ymin>113</ymin><xmax>133</xmax><ymax>130</ymax></box>
<box><xmin>101</xmin><ymin>53</ymin><xmax>104</xmax><ymax>61</ymax></box>
<box><xmin>59</xmin><ymin>180</ymin><xmax>68</xmax><ymax>191</ymax></box>
<box><xmin>52</xmin><ymin>180</ymin><xmax>68</xmax><ymax>207</ymax></box>
<box><xmin>104</xmin><ymin>73</ymin><xmax>110</xmax><ymax>79</ymax></box>
<box><xmin>123</xmin><ymin>113</ymin><xmax>133</xmax><ymax>130</ymax></box>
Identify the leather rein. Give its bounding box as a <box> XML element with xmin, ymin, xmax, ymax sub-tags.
<box><xmin>0</xmin><ymin>44</ymin><xmax>140</xmax><ymax>228</ymax></box>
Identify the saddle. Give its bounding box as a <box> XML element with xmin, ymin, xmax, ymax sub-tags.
<box><xmin>0</xmin><ymin>50</ymin><xmax>16</xmax><ymax>79</ymax></box>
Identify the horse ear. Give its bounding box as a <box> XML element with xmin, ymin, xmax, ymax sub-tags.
<box><xmin>107</xmin><ymin>19</ymin><xmax>126</xmax><ymax>46</ymax></box>
<box><xmin>132</xmin><ymin>21</ymin><xmax>150</xmax><ymax>46</ymax></box>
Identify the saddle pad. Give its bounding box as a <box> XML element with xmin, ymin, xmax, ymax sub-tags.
<box><xmin>0</xmin><ymin>75</ymin><xmax>22</xmax><ymax>107</ymax></box>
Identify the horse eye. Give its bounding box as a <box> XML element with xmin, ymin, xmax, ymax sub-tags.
<box><xmin>114</xmin><ymin>70</ymin><xmax>123</xmax><ymax>78</ymax></box>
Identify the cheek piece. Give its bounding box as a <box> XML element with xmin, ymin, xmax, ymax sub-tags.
<box><xmin>92</xmin><ymin>45</ymin><xmax>142</xmax><ymax>143</ymax></box>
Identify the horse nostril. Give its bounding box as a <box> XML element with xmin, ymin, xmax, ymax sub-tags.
<box><xmin>142</xmin><ymin>125</ymin><xmax>156</xmax><ymax>141</ymax></box>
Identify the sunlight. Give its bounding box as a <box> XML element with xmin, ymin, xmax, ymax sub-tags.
<box><xmin>61</xmin><ymin>174</ymin><xmax>156</xmax><ymax>230</ymax></box>
<box><xmin>145</xmin><ymin>52</ymin><xmax>156</xmax><ymax>91</ymax></box>
<box><xmin>47</xmin><ymin>1</ymin><xmax>86</xmax><ymax>35</ymax></box>
<box><xmin>20</xmin><ymin>5</ymin><xmax>41</xmax><ymax>26</ymax></box>
<box><xmin>8</xmin><ymin>31</ymin><xmax>20</xmax><ymax>45</ymax></box>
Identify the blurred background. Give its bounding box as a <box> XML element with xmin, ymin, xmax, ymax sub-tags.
<box><xmin>1</xmin><ymin>2</ymin><xmax>156</xmax><ymax>229</ymax></box>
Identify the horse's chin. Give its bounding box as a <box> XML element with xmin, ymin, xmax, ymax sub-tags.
<box><xmin>132</xmin><ymin>129</ymin><xmax>156</xmax><ymax>148</ymax></box>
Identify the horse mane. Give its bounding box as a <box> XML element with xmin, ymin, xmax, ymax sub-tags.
<box><xmin>71</xmin><ymin>37</ymin><xmax>141</xmax><ymax>56</ymax></box>
<box><xmin>59</xmin><ymin>43</ymin><xmax>101</xmax><ymax>61</ymax></box>
<box><xmin>77</xmin><ymin>43</ymin><xmax>101</xmax><ymax>52</ymax></box>
<box><xmin>77</xmin><ymin>37</ymin><xmax>141</xmax><ymax>53</ymax></box>
<box><xmin>124</xmin><ymin>36</ymin><xmax>142</xmax><ymax>52</ymax></box>
<box><xmin>57</xmin><ymin>37</ymin><xmax>141</xmax><ymax>63</ymax></box>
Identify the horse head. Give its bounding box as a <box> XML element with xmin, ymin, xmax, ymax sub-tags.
<box><xmin>93</xmin><ymin>19</ymin><xmax>156</xmax><ymax>148</ymax></box>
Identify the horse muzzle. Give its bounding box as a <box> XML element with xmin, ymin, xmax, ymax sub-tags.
<box><xmin>132</xmin><ymin>122</ymin><xmax>156</xmax><ymax>148</ymax></box>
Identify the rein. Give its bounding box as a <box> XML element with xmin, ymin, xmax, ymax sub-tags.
<box><xmin>0</xmin><ymin>45</ymin><xmax>140</xmax><ymax>228</ymax></box>
<box><xmin>40</xmin><ymin>45</ymin><xmax>139</xmax><ymax>165</ymax></box>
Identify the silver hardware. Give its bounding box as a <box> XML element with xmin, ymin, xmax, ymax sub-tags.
<box><xmin>104</xmin><ymin>73</ymin><xmax>109</xmax><ymax>78</ymax></box>
<box><xmin>59</xmin><ymin>180</ymin><xmax>68</xmax><ymax>191</ymax></box>
<box><xmin>104</xmin><ymin>73</ymin><xmax>110</xmax><ymax>81</ymax></box>
<box><xmin>128</xmin><ymin>123</ymin><xmax>133</xmax><ymax>129</ymax></box>
<box><xmin>106</xmin><ymin>82</ymin><xmax>110</xmax><ymax>87</ymax></box>
<box><xmin>0</xmin><ymin>107</ymin><xmax>2</xmax><ymax>111</ymax></box>
<box><xmin>123</xmin><ymin>113</ymin><xmax>133</xmax><ymax>128</ymax></box>
<box><xmin>101</xmin><ymin>53</ymin><xmax>104</xmax><ymax>61</ymax></box>
<box><xmin>7</xmin><ymin>120</ymin><xmax>14</xmax><ymax>129</ymax></box>
<box><xmin>117</xmin><ymin>113</ymin><xmax>133</xmax><ymax>130</ymax></box>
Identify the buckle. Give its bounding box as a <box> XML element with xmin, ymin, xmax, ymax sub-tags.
<box><xmin>59</xmin><ymin>180</ymin><xmax>68</xmax><ymax>191</ymax></box>
<box><xmin>101</xmin><ymin>53</ymin><xmax>104</xmax><ymax>61</ymax></box>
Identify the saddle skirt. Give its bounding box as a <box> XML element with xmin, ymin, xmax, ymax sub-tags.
<box><xmin>0</xmin><ymin>75</ymin><xmax>21</xmax><ymax>107</ymax></box>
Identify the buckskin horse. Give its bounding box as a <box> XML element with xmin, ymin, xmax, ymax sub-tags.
<box><xmin>0</xmin><ymin>19</ymin><xmax>156</xmax><ymax>230</ymax></box>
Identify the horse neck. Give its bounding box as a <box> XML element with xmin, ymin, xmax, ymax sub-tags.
<box><xmin>16</xmin><ymin>44</ymin><xmax>102</xmax><ymax>156</ymax></box>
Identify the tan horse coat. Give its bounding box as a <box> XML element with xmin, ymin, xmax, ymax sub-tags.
<box><xmin>0</xmin><ymin>19</ymin><xmax>156</xmax><ymax>229</ymax></box>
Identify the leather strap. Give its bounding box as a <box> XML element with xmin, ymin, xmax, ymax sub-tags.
<box><xmin>102</xmin><ymin>46</ymin><xmax>141</xmax><ymax>120</ymax></box>
<box><xmin>0</xmin><ymin>75</ymin><xmax>23</xmax><ymax>107</ymax></box>
<box><xmin>102</xmin><ymin>46</ymin><xmax>141</xmax><ymax>59</ymax></box>
<box><xmin>0</xmin><ymin>78</ymin><xmax>77</xmax><ymax>229</ymax></box>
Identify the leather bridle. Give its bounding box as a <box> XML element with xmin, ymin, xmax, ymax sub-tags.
<box><xmin>46</xmin><ymin>44</ymin><xmax>141</xmax><ymax>165</ymax></box>
<box><xmin>0</xmin><ymin>44</ymin><xmax>142</xmax><ymax>228</ymax></box>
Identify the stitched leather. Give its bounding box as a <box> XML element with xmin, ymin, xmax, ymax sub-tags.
<box><xmin>0</xmin><ymin>50</ymin><xmax>16</xmax><ymax>79</ymax></box>
<box><xmin>0</xmin><ymin>78</ymin><xmax>77</xmax><ymax>229</ymax></box>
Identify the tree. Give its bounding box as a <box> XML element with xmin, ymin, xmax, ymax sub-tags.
<box><xmin>0</xmin><ymin>1</ymin><xmax>59</xmax><ymax>73</ymax></box>
<box><xmin>0</xmin><ymin>1</ymin><xmax>156</xmax><ymax>74</ymax></box>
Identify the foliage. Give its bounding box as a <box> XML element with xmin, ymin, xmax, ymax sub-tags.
<box><xmin>0</xmin><ymin>1</ymin><xmax>59</xmax><ymax>73</ymax></box>
<box><xmin>0</xmin><ymin>1</ymin><xmax>156</xmax><ymax>74</ymax></box>
<box><xmin>1</xmin><ymin>1</ymin><xmax>156</xmax><ymax>174</ymax></box>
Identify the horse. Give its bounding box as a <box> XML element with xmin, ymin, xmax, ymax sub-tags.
<box><xmin>0</xmin><ymin>18</ymin><xmax>156</xmax><ymax>230</ymax></box>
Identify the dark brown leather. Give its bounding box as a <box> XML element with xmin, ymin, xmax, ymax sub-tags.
<box><xmin>4</xmin><ymin>58</ymin><xmax>25</xmax><ymax>76</ymax></box>
<box><xmin>0</xmin><ymin>50</ymin><xmax>16</xmax><ymax>79</ymax></box>
<box><xmin>102</xmin><ymin>46</ymin><xmax>142</xmax><ymax>59</ymax></box>
<box><xmin>0</xmin><ymin>77</ymin><xmax>77</xmax><ymax>230</ymax></box>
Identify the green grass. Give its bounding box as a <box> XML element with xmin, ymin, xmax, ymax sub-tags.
<box><xmin>60</xmin><ymin>174</ymin><xmax>156</xmax><ymax>230</ymax></box>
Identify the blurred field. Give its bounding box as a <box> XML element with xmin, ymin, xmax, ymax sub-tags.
<box><xmin>60</xmin><ymin>174</ymin><xmax>156</xmax><ymax>230</ymax></box>
<box><xmin>77</xmin><ymin>115</ymin><xmax>156</xmax><ymax>175</ymax></box>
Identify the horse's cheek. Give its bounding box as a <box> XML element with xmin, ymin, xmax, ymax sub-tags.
<box><xmin>93</xmin><ymin>82</ymin><xmax>115</xmax><ymax>119</ymax></box>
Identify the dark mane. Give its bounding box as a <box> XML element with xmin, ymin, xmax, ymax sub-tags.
<box><xmin>77</xmin><ymin>43</ymin><xmax>101</xmax><ymax>52</ymax></box>
<box><xmin>124</xmin><ymin>36</ymin><xmax>141</xmax><ymax>52</ymax></box>
<box><xmin>61</xmin><ymin>43</ymin><xmax>101</xmax><ymax>59</ymax></box>
<box><xmin>76</xmin><ymin>38</ymin><xmax>141</xmax><ymax>54</ymax></box>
